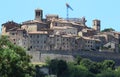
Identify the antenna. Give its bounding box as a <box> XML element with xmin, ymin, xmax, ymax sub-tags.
<box><xmin>66</xmin><ymin>3</ymin><xmax>73</xmax><ymax>20</ymax></box>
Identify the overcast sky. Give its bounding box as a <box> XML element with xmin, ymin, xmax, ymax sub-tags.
<box><xmin>0</xmin><ymin>0</ymin><xmax>120</xmax><ymax>32</ymax></box>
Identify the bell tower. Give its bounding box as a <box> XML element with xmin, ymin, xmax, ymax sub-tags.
<box><xmin>92</xmin><ymin>19</ymin><xmax>101</xmax><ymax>32</ymax></box>
<box><xmin>35</xmin><ymin>8</ymin><xmax>43</xmax><ymax>21</ymax></box>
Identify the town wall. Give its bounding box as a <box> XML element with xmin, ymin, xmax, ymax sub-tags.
<box><xmin>27</xmin><ymin>50</ymin><xmax>120</xmax><ymax>66</ymax></box>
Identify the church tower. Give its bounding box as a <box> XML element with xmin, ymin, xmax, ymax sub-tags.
<box><xmin>92</xmin><ymin>19</ymin><xmax>101</xmax><ymax>32</ymax></box>
<box><xmin>35</xmin><ymin>8</ymin><xmax>43</xmax><ymax>21</ymax></box>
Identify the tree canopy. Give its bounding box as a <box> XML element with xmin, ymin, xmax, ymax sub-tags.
<box><xmin>46</xmin><ymin>55</ymin><xmax>119</xmax><ymax>77</ymax></box>
<box><xmin>101</xmin><ymin>28</ymin><xmax>115</xmax><ymax>32</ymax></box>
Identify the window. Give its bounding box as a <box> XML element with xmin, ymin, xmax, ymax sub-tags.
<box><xmin>57</xmin><ymin>39</ymin><xmax>59</xmax><ymax>41</ymax></box>
<box><xmin>37</xmin><ymin>35</ymin><xmax>39</xmax><ymax>38</ymax></box>
<box><xmin>30</xmin><ymin>35</ymin><xmax>32</xmax><ymax>38</ymax></box>
<box><xmin>36</xmin><ymin>12</ymin><xmax>40</xmax><ymax>16</ymax></box>
<box><xmin>97</xmin><ymin>24</ymin><xmax>99</xmax><ymax>26</ymax></box>
<box><xmin>88</xmin><ymin>45</ymin><xmax>89</xmax><ymax>47</ymax></box>
<box><xmin>24</xmin><ymin>42</ymin><xmax>25</xmax><ymax>45</ymax></box>
<box><xmin>12</xmin><ymin>33</ymin><xmax>15</xmax><ymax>35</ymax></box>
<box><xmin>13</xmin><ymin>39</ymin><xmax>15</xmax><ymax>41</ymax></box>
<box><xmin>88</xmin><ymin>41</ymin><xmax>90</xmax><ymax>43</ymax></box>
<box><xmin>55</xmin><ymin>23</ymin><xmax>57</xmax><ymax>26</ymax></box>
<box><xmin>30</xmin><ymin>46</ymin><xmax>32</xmax><ymax>49</ymax></box>
<box><xmin>33</xmin><ymin>41</ymin><xmax>35</xmax><ymax>43</ymax></box>
<box><xmin>44</xmin><ymin>41</ymin><xmax>46</xmax><ymax>43</ymax></box>
<box><xmin>67</xmin><ymin>38</ymin><xmax>68</xmax><ymax>41</ymax></box>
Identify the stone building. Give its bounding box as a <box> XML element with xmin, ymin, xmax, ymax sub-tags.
<box><xmin>47</xmin><ymin>34</ymin><xmax>77</xmax><ymax>51</ymax></box>
<box><xmin>22</xmin><ymin>20</ymin><xmax>48</xmax><ymax>32</ymax></box>
<box><xmin>81</xmin><ymin>36</ymin><xmax>101</xmax><ymax>51</ymax></box>
<box><xmin>1</xmin><ymin>21</ymin><xmax>20</xmax><ymax>35</ymax></box>
<box><xmin>9</xmin><ymin>28</ymin><xmax>29</xmax><ymax>49</ymax></box>
<box><xmin>22</xmin><ymin>8</ymin><xmax>48</xmax><ymax>32</ymax></box>
<box><xmin>28</xmin><ymin>31</ymin><xmax>49</xmax><ymax>51</ymax></box>
<box><xmin>93</xmin><ymin>34</ymin><xmax>107</xmax><ymax>46</ymax></box>
<box><xmin>94</xmin><ymin>32</ymin><xmax>119</xmax><ymax>52</ymax></box>
<box><xmin>46</xmin><ymin>14</ymin><xmax>59</xmax><ymax>21</ymax></box>
<box><xmin>1</xmin><ymin>21</ymin><xmax>29</xmax><ymax>50</ymax></box>
<box><xmin>61</xmin><ymin>35</ymin><xmax>77</xmax><ymax>51</ymax></box>
<box><xmin>78</xmin><ymin>28</ymin><xmax>96</xmax><ymax>37</ymax></box>
<box><xmin>108</xmin><ymin>31</ymin><xmax>120</xmax><ymax>44</ymax></box>
<box><xmin>1</xmin><ymin>8</ymin><xmax>120</xmax><ymax>52</ymax></box>
<box><xmin>53</xmin><ymin>26</ymin><xmax>77</xmax><ymax>35</ymax></box>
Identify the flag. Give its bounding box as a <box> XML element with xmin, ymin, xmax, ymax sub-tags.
<box><xmin>66</xmin><ymin>3</ymin><xmax>73</xmax><ymax>11</ymax></box>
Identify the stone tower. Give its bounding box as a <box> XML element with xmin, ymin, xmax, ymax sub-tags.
<box><xmin>35</xmin><ymin>8</ymin><xmax>43</xmax><ymax>21</ymax></box>
<box><xmin>92</xmin><ymin>19</ymin><xmax>101</xmax><ymax>32</ymax></box>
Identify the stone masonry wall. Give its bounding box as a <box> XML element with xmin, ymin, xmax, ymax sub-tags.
<box><xmin>26</xmin><ymin>50</ymin><xmax>120</xmax><ymax>66</ymax></box>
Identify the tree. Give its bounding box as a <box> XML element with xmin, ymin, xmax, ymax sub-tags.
<box><xmin>96</xmin><ymin>70</ymin><xmax>115</xmax><ymax>77</ymax></box>
<box><xmin>35</xmin><ymin>65</ymin><xmax>45</xmax><ymax>77</ymax></box>
<box><xmin>49</xmin><ymin>59</ymin><xmax>58</xmax><ymax>75</ymax></box>
<box><xmin>0</xmin><ymin>36</ymin><xmax>35</xmax><ymax>77</ymax></box>
<box><xmin>74</xmin><ymin>55</ymin><xmax>82</xmax><ymax>65</ymax></box>
<box><xmin>102</xmin><ymin>60</ymin><xmax>115</xmax><ymax>70</ymax></box>
<box><xmin>57</xmin><ymin>60</ymin><xmax>68</xmax><ymax>77</ymax></box>
<box><xmin>88</xmin><ymin>62</ymin><xmax>102</xmax><ymax>74</ymax></box>
<box><xmin>101</xmin><ymin>28</ymin><xmax>115</xmax><ymax>32</ymax></box>
<box><xmin>114</xmin><ymin>66</ymin><xmax>120</xmax><ymax>77</ymax></box>
<box><xmin>48</xmin><ymin>59</ymin><xmax>68</xmax><ymax>77</ymax></box>
<box><xmin>67</xmin><ymin>64</ymin><xmax>95</xmax><ymax>77</ymax></box>
<box><xmin>80</xmin><ymin>58</ymin><xmax>93</xmax><ymax>69</ymax></box>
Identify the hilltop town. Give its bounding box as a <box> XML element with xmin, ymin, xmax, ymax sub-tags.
<box><xmin>1</xmin><ymin>8</ymin><xmax>120</xmax><ymax>53</ymax></box>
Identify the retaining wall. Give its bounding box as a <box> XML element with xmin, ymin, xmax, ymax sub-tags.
<box><xmin>26</xmin><ymin>50</ymin><xmax>120</xmax><ymax>66</ymax></box>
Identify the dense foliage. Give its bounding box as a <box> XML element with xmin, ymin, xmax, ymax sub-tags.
<box><xmin>46</xmin><ymin>55</ymin><xmax>120</xmax><ymax>77</ymax></box>
<box><xmin>0</xmin><ymin>36</ymin><xmax>35</xmax><ymax>77</ymax></box>
<box><xmin>101</xmin><ymin>28</ymin><xmax>115</xmax><ymax>32</ymax></box>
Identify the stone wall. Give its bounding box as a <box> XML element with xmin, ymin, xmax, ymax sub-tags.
<box><xmin>27</xmin><ymin>50</ymin><xmax>120</xmax><ymax>66</ymax></box>
<box><xmin>27</xmin><ymin>51</ymin><xmax>74</xmax><ymax>62</ymax></box>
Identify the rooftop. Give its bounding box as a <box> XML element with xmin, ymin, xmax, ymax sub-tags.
<box><xmin>22</xmin><ymin>20</ymin><xmax>46</xmax><ymax>25</ymax></box>
<box><xmin>53</xmin><ymin>26</ymin><xmax>76</xmax><ymax>30</ymax></box>
<box><xmin>28</xmin><ymin>31</ymin><xmax>48</xmax><ymax>34</ymax></box>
